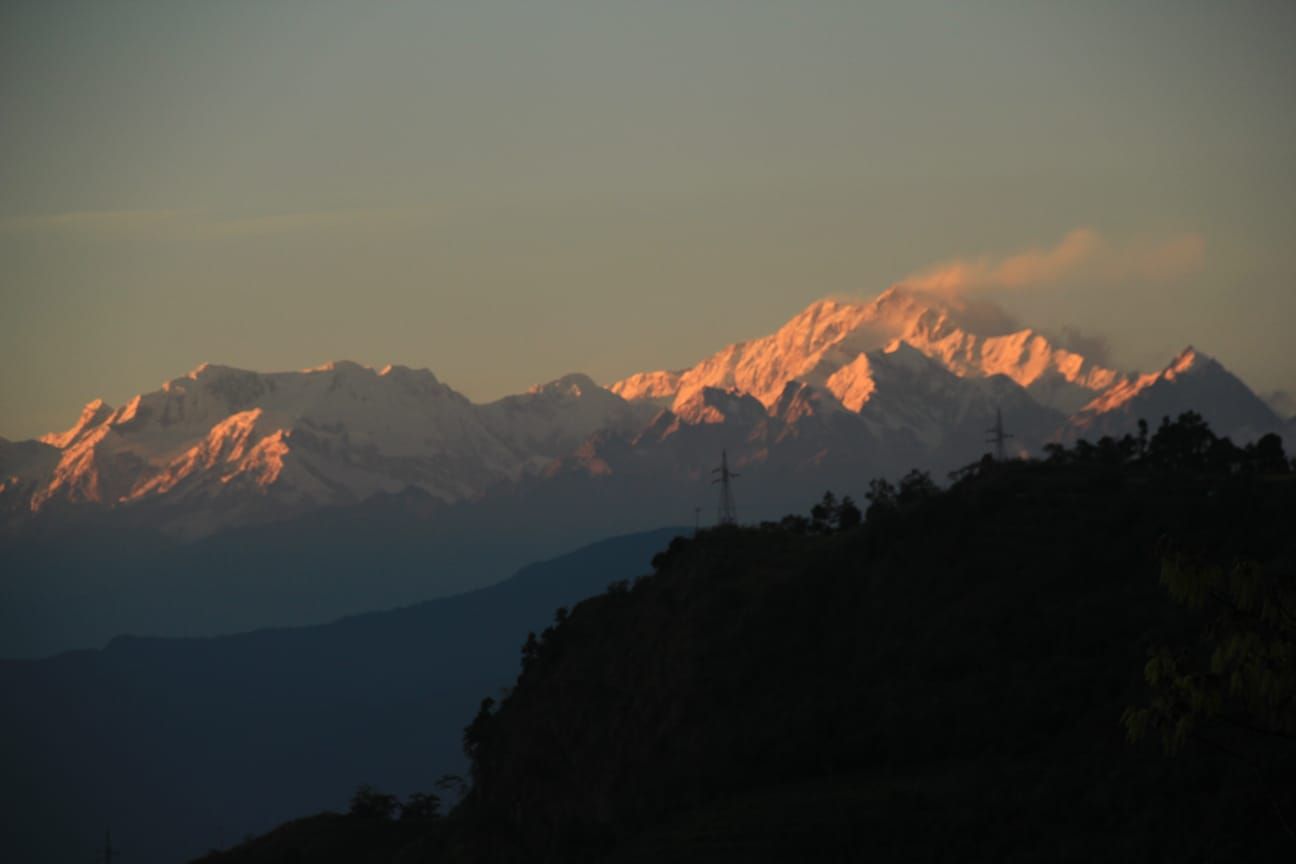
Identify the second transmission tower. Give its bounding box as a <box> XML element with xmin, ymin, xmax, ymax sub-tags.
<box><xmin>712</xmin><ymin>449</ymin><xmax>739</xmax><ymax>525</ymax></box>
<box><xmin>100</xmin><ymin>829</ymin><xmax>119</xmax><ymax>864</ymax></box>
<box><xmin>986</xmin><ymin>407</ymin><xmax>1014</xmax><ymax>461</ymax></box>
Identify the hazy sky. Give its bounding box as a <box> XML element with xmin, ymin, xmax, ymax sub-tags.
<box><xmin>3</xmin><ymin>0</ymin><xmax>1295</xmax><ymax>439</ymax></box>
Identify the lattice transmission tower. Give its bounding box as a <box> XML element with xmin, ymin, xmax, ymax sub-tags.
<box><xmin>100</xmin><ymin>829</ymin><xmax>120</xmax><ymax>864</ymax></box>
<box><xmin>986</xmin><ymin>407</ymin><xmax>1014</xmax><ymax>461</ymax></box>
<box><xmin>712</xmin><ymin>450</ymin><xmax>739</xmax><ymax>525</ymax></box>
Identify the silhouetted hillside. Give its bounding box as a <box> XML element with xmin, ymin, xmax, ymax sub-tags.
<box><xmin>200</xmin><ymin>415</ymin><xmax>1296</xmax><ymax>863</ymax></box>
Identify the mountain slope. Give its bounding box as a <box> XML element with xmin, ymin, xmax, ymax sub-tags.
<box><xmin>1070</xmin><ymin>347</ymin><xmax>1284</xmax><ymax>441</ymax></box>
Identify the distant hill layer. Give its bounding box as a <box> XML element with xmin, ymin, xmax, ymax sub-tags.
<box><xmin>0</xmin><ymin>527</ymin><xmax>684</xmax><ymax>864</ymax></box>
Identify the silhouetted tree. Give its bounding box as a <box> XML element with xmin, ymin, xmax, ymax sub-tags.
<box><xmin>1093</xmin><ymin>434</ymin><xmax>1139</xmax><ymax>465</ymax></box>
<box><xmin>651</xmin><ymin>536</ymin><xmax>691</xmax><ymax>572</ymax></box>
<box><xmin>1246</xmin><ymin>433</ymin><xmax>1289</xmax><ymax>474</ymax></box>
<box><xmin>400</xmin><ymin>792</ymin><xmax>441</xmax><ymax>822</ymax></box>
<box><xmin>521</xmin><ymin>632</ymin><xmax>541</xmax><ymax>669</ymax></box>
<box><xmin>778</xmin><ymin>514</ymin><xmax>810</xmax><ymax>534</ymax></box>
<box><xmin>864</xmin><ymin>478</ymin><xmax>897</xmax><ymax>520</ymax></box>
<box><xmin>463</xmin><ymin>697</ymin><xmax>496</xmax><ymax>761</ymax></box>
<box><xmin>435</xmin><ymin>774</ymin><xmax>468</xmax><ymax>806</ymax></box>
<box><xmin>810</xmin><ymin>491</ymin><xmax>838</xmax><ymax>533</ymax></box>
<box><xmin>349</xmin><ymin>784</ymin><xmax>398</xmax><ymax>821</ymax></box>
<box><xmin>1148</xmin><ymin>411</ymin><xmax>1217</xmax><ymax>469</ymax></box>
<box><xmin>836</xmin><ymin>496</ymin><xmax>862</xmax><ymax>531</ymax></box>
<box><xmin>897</xmin><ymin>470</ymin><xmax>938</xmax><ymax>509</ymax></box>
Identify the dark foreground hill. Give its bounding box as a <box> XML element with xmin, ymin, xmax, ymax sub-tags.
<box><xmin>0</xmin><ymin>527</ymin><xmax>683</xmax><ymax>864</ymax></box>
<box><xmin>199</xmin><ymin>415</ymin><xmax>1296</xmax><ymax>863</ymax></box>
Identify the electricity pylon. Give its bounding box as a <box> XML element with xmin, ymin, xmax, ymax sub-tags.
<box><xmin>712</xmin><ymin>450</ymin><xmax>739</xmax><ymax>525</ymax></box>
<box><xmin>100</xmin><ymin>829</ymin><xmax>119</xmax><ymax>864</ymax></box>
<box><xmin>986</xmin><ymin>407</ymin><xmax>1014</xmax><ymax>461</ymax></box>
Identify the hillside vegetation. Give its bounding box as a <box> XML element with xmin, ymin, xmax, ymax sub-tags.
<box><xmin>201</xmin><ymin>414</ymin><xmax>1296</xmax><ymax>863</ymax></box>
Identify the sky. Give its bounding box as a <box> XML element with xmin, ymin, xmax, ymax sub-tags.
<box><xmin>3</xmin><ymin>0</ymin><xmax>1295</xmax><ymax>439</ymax></box>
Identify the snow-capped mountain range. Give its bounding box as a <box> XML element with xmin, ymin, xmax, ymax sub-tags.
<box><xmin>1</xmin><ymin>286</ymin><xmax>1287</xmax><ymax>538</ymax></box>
<box><xmin>611</xmin><ymin>287</ymin><xmax>1122</xmax><ymax>414</ymax></box>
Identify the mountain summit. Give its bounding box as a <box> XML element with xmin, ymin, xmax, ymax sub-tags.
<box><xmin>612</xmin><ymin>286</ymin><xmax>1124</xmax><ymax>414</ymax></box>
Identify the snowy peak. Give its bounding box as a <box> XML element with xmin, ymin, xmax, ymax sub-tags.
<box><xmin>1164</xmin><ymin>346</ymin><xmax>1214</xmax><ymax>378</ymax></box>
<box><xmin>526</xmin><ymin>373</ymin><xmax>600</xmax><ymax>399</ymax></box>
<box><xmin>608</xmin><ymin>369</ymin><xmax>682</xmax><ymax>404</ymax></box>
<box><xmin>770</xmin><ymin>296</ymin><xmax>877</xmax><ymax>356</ymax></box>
<box><xmin>1081</xmin><ymin>346</ymin><xmax>1216</xmax><ymax>415</ymax></box>
<box><xmin>8</xmin><ymin>292</ymin><xmax>1281</xmax><ymax>540</ymax></box>
<box><xmin>611</xmin><ymin>286</ymin><xmax>1125</xmax><ymax>415</ymax></box>
<box><xmin>874</xmin><ymin>294</ymin><xmax>1124</xmax><ymax>411</ymax></box>
<box><xmin>17</xmin><ymin>361</ymin><xmax>637</xmax><ymax>535</ymax></box>
<box><xmin>823</xmin><ymin>354</ymin><xmax>877</xmax><ymax>412</ymax></box>
<box><xmin>482</xmin><ymin>373</ymin><xmax>650</xmax><ymax>461</ymax></box>
<box><xmin>1072</xmin><ymin>345</ymin><xmax>1280</xmax><ymax>442</ymax></box>
<box><xmin>610</xmin><ymin>295</ymin><xmax>881</xmax><ymax>411</ymax></box>
<box><xmin>813</xmin><ymin>338</ymin><xmax>947</xmax><ymax>413</ymax></box>
<box><xmin>125</xmin><ymin>408</ymin><xmax>279</xmax><ymax>501</ymax></box>
<box><xmin>302</xmin><ymin>359</ymin><xmax>367</xmax><ymax>374</ymax></box>
<box><xmin>40</xmin><ymin>398</ymin><xmax>114</xmax><ymax>449</ymax></box>
<box><xmin>11</xmin><ymin>358</ymin><xmax>670</xmax><ymax>536</ymax></box>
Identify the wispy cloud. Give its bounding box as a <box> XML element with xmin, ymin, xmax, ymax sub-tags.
<box><xmin>0</xmin><ymin>209</ymin><xmax>199</xmax><ymax>234</ymax></box>
<box><xmin>206</xmin><ymin>209</ymin><xmax>420</xmax><ymax>238</ymax></box>
<box><xmin>0</xmin><ymin>208</ymin><xmax>421</xmax><ymax>238</ymax></box>
<box><xmin>899</xmin><ymin>228</ymin><xmax>1205</xmax><ymax>297</ymax></box>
